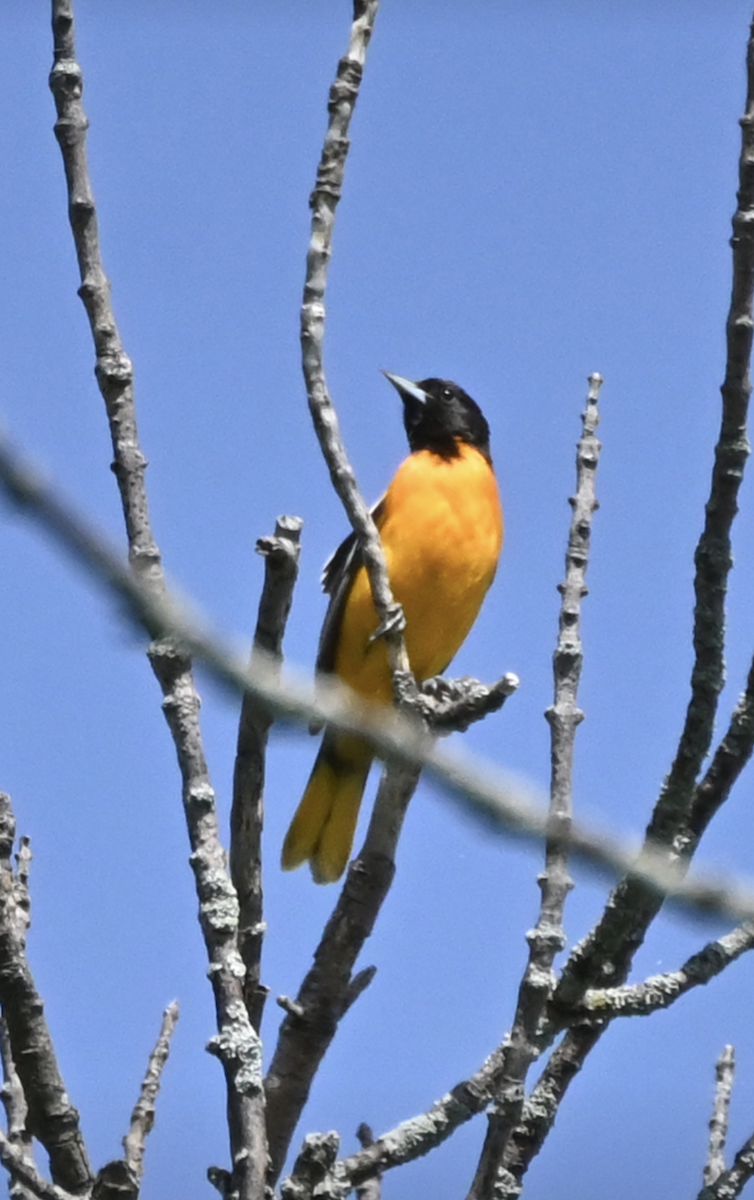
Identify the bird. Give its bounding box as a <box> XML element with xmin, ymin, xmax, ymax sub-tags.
<box><xmin>281</xmin><ymin>371</ymin><xmax>504</xmax><ymax>883</ymax></box>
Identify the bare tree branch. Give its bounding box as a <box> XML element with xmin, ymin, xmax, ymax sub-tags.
<box><xmin>554</xmin><ymin>6</ymin><xmax>754</xmax><ymax>1016</ymax></box>
<box><xmin>698</xmin><ymin>1048</ymin><xmax>754</xmax><ymax>1200</ymax></box>
<box><xmin>684</xmin><ymin>652</ymin><xmax>754</xmax><ymax>847</ymax></box>
<box><xmin>1</xmin><ymin>843</ymin><xmax>34</xmax><ymax>1200</ymax></box>
<box><xmin>231</xmin><ymin>517</ymin><xmax>302</xmax><ymax>1031</ymax></box>
<box><xmin>47</xmin><ymin>3</ymin><xmax>268</xmax><ymax>1194</ymax></box>
<box><xmin>699</xmin><ymin>1135</ymin><xmax>754</xmax><ymax>1200</ymax></box>
<box><xmin>0</xmin><ymin>1017</ymin><xmax>33</xmax><ymax>1200</ymax></box>
<box><xmin>48</xmin><ymin>2</ymin><xmax>159</xmax><ymax>587</ymax></box>
<box><xmin>280</xmin><ymin>1132</ymin><xmax>342</xmax><ymax>1200</ymax></box>
<box><xmin>0</xmin><ymin>794</ymin><xmax>92</xmax><ymax>1194</ymax></box>
<box><xmin>122</xmin><ymin>1001</ymin><xmax>180</xmax><ymax>1181</ymax></box>
<box><xmin>332</xmin><ymin>1044</ymin><xmax>511</xmax><ymax>1190</ymax></box>
<box><xmin>515</xmin><ymin>656</ymin><xmax>754</xmax><ymax>1191</ymax></box>
<box><xmin>506</xmin><ymin>923</ymin><xmax>754</xmax><ymax>1195</ymax></box>
<box><xmin>265</xmin><ymin>762</ymin><xmax>420</xmax><ymax>1183</ymax></box>
<box><xmin>569</xmin><ymin>927</ymin><xmax>754</xmax><ymax>1020</ymax></box>
<box><xmin>704</xmin><ymin>1045</ymin><xmax>736</xmax><ymax>1188</ymax></box>
<box><xmin>337</xmin><ymin>1021</ymin><xmax>630</xmax><ymax>1194</ymax></box>
<box><xmin>0</xmin><ymin>1131</ymin><xmax>76</xmax><ymax>1200</ymax></box>
<box><xmin>466</xmin><ymin>375</ymin><xmax>603</xmax><ymax>1200</ymax></box>
<box><xmin>496</xmin><ymin>19</ymin><xmax>754</xmax><ymax>1187</ymax></box>
<box><xmin>650</xmin><ymin>24</ymin><xmax>754</xmax><ymax>843</ymax></box>
<box><xmin>300</xmin><ymin>0</ymin><xmax>412</xmax><ymax>690</ymax></box>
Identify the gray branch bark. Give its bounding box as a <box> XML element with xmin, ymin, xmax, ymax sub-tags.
<box><xmin>466</xmin><ymin>375</ymin><xmax>603</xmax><ymax>1200</ymax></box>
<box><xmin>698</xmin><ymin>1137</ymin><xmax>754</xmax><ymax>1200</ymax></box>
<box><xmin>698</xmin><ymin>1045</ymin><xmax>754</xmax><ymax>1200</ymax></box>
<box><xmin>0</xmin><ymin>795</ymin><xmax>92</xmax><ymax>1194</ymax></box>
<box><xmin>570</xmin><ymin>926</ymin><xmax>754</xmax><ymax>1020</ymax></box>
<box><xmin>494</xmin><ymin>19</ymin><xmax>754</xmax><ymax>1189</ymax></box>
<box><xmin>231</xmin><ymin>517</ymin><xmax>302</xmax><ymax>1031</ymax></box>
<box><xmin>47</xmin><ymin>3</ymin><xmax>267</xmax><ymax>1194</ymax></box>
<box><xmin>267</xmin><ymin>762</ymin><xmax>419</xmax><ymax>1184</ymax></box>
<box><xmin>704</xmin><ymin>1045</ymin><xmax>735</xmax><ymax>1188</ymax></box>
<box><xmin>0</xmin><ymin>1131</ymin><xmax>76</xmax><ymax>1200</ymax></box>
<box><xmin>0</xmin><ymin>1016</ymin><xmax>33</xmax><ymax>1200</ymax></box>
<box><xmin>299</xmin><ymin>0</ymin><xmax>413</xmax><ymax>692</ymax></box>
<box><xmin>122</xmin><ymin>1002</ymin><xmax>180</xmax><ymax>1181</ymax></box>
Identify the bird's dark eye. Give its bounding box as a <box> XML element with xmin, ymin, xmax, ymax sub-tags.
<box><xmin>442</xmin><ymin>387</ymin><xmax>453</xmax><ymax>400</ymax></box>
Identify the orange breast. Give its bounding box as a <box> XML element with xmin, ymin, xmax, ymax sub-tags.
<box><xmin>333</xmin><ymin>443</ymin><xmax>503</xmax><ymax>702</ymax></box>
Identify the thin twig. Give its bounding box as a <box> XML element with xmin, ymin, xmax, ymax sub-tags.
<box><xmin>569</xmin><ymin>927</ymin><xmax>754</xmax><ymax>1021</ymax></box>
<box><xmin>265</xmin><ymin>762</ymin><xmax>420</xmax><ymax>1183</ymax></box>
<box><xmin>0</xmin><ymin>794</ymin><xmax>92</xmax><ymax>1194</ymax></box>
<box><xmin>300</xmin><ymin>0</ymin><xmax>411</xmax><ymax>688</ymax></box>
<box><xmin>47</xmin><ymin>4</ymin><xmax>268</xmax><ymax>1195</ymax></box>
<box><xmin>48</xmin><ymin>3</ymin><xmax>159</xmax><ymax>588</ymax></box>
<box><xmin>122</xmin><ymin>1001</ymin><xmax>180</xmax><ymax>1180</ymax></box>
<box><xmin>330</xmin><ymin>1040</ymin><xmax>514</xmax><ymax>1191</ymax></box>
<box><xmin>466</xmin><ymin>375</ymin><xmax>603</xmax><ymax>1200</ymax></box>
<box><xmin>231</xmin><ymin>517</ymin><xmax>302</xmax><ymax>1031</ymax></box>
<box><xmin>705</xmin><ymin>1045</ymin><xmax>735</xmax><ymax>1188</ymax></box>
<box><xmin>7</xmin><ymin>434</ymin><xmax>754</xmax><ymax>926</ymax></box>
<box><xmin>698</xmin><ymin>1052</ymin><xmax>754</xmax><ymax>1200</ymax></box>
<box><xmin>307</xmin><ymin>1014</ymin><xmax>601</xmax><ymax>1193</ymax></box>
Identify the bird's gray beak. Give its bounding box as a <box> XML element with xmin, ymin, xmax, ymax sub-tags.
<box><xmin>381</xmin><ymin>370</ymin><xmax>429</xmax><ymax>406</ymax></box>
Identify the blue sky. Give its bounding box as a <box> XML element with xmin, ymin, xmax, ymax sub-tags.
<box><xmin>3</xmin><ymin>3</ymin><xmax>754</xmax><ymax>1198</ymax></box>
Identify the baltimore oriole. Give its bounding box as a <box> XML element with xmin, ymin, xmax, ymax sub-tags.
<box><xmin>281</xmin><ymin>372</ymin><xmax>503</xmax><ymax>883</ymax></box>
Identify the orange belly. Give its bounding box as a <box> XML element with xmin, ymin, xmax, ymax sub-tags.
<box><xmin>333</xmin><ymin>443</ymin><xmax>503</xmax><ymax>700</ymax></box>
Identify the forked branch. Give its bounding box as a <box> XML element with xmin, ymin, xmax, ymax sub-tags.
<box><xmin>497</xmin><ymin>20</ymin><xmax>754</xmax><ymax>1187</ymax></box>
<box><xmin>568</xmin><ymin>926</ymin><xmax>754</xmax><ymax>1021</ymax></box>
<box><xmin>697</xmin><ymin>1046</ymin><xmax>754</xmax><ymax>1200</ymax></box>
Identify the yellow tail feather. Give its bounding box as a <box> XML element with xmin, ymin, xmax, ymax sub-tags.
<box><xmin>281</xmin><ymin>735</ymin><xmax>372</xmax><ymax>883</ymax></box>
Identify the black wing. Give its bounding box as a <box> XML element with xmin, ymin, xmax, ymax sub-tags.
<box><xmin>316</xmin><ymin>495</ymin><xmax>386</xmax><ymax>675</ymax></box>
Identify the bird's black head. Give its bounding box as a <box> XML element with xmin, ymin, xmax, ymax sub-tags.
<box><xmin>382</xmin><ymin>372</ymin><xmax>492</xmax><ymax>463</ymax></box>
